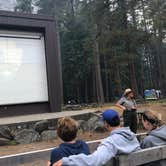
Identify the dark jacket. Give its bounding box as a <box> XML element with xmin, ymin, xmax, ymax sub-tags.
<box><xmin>50</xmin><ymin>140</ymin><xmax>90</xmax><ymax>166</ymax></box>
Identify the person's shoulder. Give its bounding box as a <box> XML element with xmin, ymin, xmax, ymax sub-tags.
<box><xmin>51</xmin><ymin>146</ymin><xmax>62</xmax><ymax>155</ymax></box>
<box><xmin>77</xmin><ymin>139</ymin><xmax>88</xmax><ymax>144</ymax></box>
<box><xmin>118</xmin><ymin>96</ymin><xmax>126</xmax><ymax>102</ymax></box>
<box><xmin>50</xmin><ymin>146</ymin><xmax>64</xmax><ymax>165</ymax></box>
<box><xmin>76</xmin><ymin>140</ymin><xmax>90</xmax><ymax>154</ymax></box>
<box><xmin>77</xmin><ymin>140</ymin><xmax>89</xmax><ymax>147</ymax></box>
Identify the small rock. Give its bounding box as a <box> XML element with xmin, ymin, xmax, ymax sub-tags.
<box><xmin>0</xmin><ymin>138</ymin><xmax>11</xmax><ymax>146</ymax></box>
<box><xmin>0</xmin><ymin>126</ymin><xmax>13</xmax><ymax>140</ymax></box>
<box><xmin>41</xmin><ymin>130</ymin><xmax>57</xmax><ymax>141</ymax></box>
<box><xmin>87</xmin><ymin>116</ymin><xmax>100</xmax><ymax>130</ymax></box>
<box><xmin>14</xmin><ymin>129</ymin><xmax>40</xmax><ymax>144</ymax></box>
<box><xmin>93</xmin><ymin>121</ymin><xmax>106</xmax><ymax>133</ymax></box>
<box><xmin>77</xmin><ymin>120</ymin><xmax>89</xmax><ymax>131</ymax></box>
<box><xmin>34</xmin><ymin>120</ymin><xmax>49</xmax><ymax>133</ymax></box>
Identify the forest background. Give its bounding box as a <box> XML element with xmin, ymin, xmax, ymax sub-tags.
<box><xmin>5</xmin><ymin>0</ymin><xmax>166</xmax><ymax>104</ymax></box>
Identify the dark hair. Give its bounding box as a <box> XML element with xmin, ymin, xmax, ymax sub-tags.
<box><xmin>142</xmin><ymin>111</ymin><xmax>159</xmax><ymax>127</ymax></box>
<box><xmin>57</xmin><ymin>117</ymin><xmax>78</xmax><ymax>142</ymax></box>
<box><xmin>106</xmin><ymin>117</ymin><xmax>120</xmax><ymax>127</ymax></box>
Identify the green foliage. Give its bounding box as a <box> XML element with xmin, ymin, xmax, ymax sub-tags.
<box><xmin>15</xmin><ymin>0</ymin><xmax>33</xmax><ymax>13</ymax></box>
<box><xmin>15</xmin><ymin>0</ymin><xmax>166</xmax><ymax>103</ymax></box>
<box><xmin>9</xmin><ymin>140</ymin><xmax>18</xmax><ymax>145</ymax></box>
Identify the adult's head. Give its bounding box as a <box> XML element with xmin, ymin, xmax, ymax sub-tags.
<box><xmin>123</xmin><ymin>88</ymin><xmax>134</xmax><ymax>99</ymax></box>
<box><xmin>142</xmin><ymin>110</ymin><xmax>160</xmax><ymax>131</ymax></box>
<box><xmin>102</xmin><ymin>109</ymin><xmax>120</xmax><ymax>131</ymax></box>
<box><xmin>57</xmin><ymin>117</ymin><xmax>78</xmax><ymax>142</ymax></box>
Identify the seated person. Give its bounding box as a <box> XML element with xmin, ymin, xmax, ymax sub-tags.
<box><xmin>141</xmin><ymin>110</ymin><xmax>166</xmax><ymax>166</ymax></box>
<box><xmin>141</xmin><ymin>110</ymin><xmax>166</xmax><ymax>148</ymax></box>
<box><xmin>51</xmin><ymin>109</ymin><xmax>140</xmax><ymax>166</ymax></box>
<box><xmin>49</xmin><ymin>117</ymin><xmax>90</xmax><ymax>166</ymax></box>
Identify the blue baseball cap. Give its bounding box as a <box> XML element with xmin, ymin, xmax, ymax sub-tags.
<box><xmin>102</xmin><ymin>109</ymin><xmax>120</xmax><ymax>124</ymax></box>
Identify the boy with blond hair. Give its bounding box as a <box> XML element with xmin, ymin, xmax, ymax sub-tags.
<box><xmin>49</xmin><ymin>117</ymin><xmax>90</xmax><ymax>166</ymax></box>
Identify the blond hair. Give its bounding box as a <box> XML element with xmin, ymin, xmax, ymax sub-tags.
<box><xmin>57</xmin><ymin>117</ymin><xmax>78</xmax><ymax>142</ymax></box>
<box><xmin>142</xmin><ymin>110</ymin><xmax>161</xmax><ymax>127</ymax></box>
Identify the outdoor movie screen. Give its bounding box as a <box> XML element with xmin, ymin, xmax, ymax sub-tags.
<box><xmin>0</xmin><ymin>31</ymin><xmax>48</xmax><ymax>105</ymax></box>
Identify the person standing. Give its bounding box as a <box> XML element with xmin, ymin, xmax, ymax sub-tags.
<box><xmin>116</xmin><ymin>88</ymin><xmax>137</xmax><ymax>133</ymax></box>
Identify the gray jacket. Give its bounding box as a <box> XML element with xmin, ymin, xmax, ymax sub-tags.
<box><xmin>141</xmin><ymin>125</ymin><xmax>166</xmax><ymax>166</ymax></box>
<box><xmin>141</xmin><ymin>125</ymin><xmax>166</xmax><ymax>148</ymax></box>
<box><xmin>62</xmin><ymin>127</ymin><xmax>140</xmax><ymax>166</ymax></box>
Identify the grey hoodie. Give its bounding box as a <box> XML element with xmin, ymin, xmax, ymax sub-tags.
<box><xmin>141</xmin><ymin>125</ymin><xmax>166</xmax><ymax>149</ymax></box>
<box><xmin>141</xmin><ymin>125</ymin><xmax>166</xmax><ymax>166</ymax></box>
<box><xmin>62</xmin><ymin>127</ymin><xmax>140</xmax><ymax>166</ymax></box>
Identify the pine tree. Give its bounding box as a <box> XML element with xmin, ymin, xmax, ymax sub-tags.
<box><xmin>15</xmin><ymin>0</ymin><xmax>33</xmax><ymax>13</ymax></box>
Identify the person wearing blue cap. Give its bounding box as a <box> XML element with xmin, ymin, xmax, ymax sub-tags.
<box><xmin>51</xmin><ymin>109</ymin><xmax>140</xmax><ymax>166</ymax></box>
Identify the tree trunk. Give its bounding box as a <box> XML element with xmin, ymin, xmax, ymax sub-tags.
<box><xmin>94</xmin><ymin>38</ymin><xmax>104</xmax><ymax>104</ymax></box>
<box><xmin>56</xmin><ymin>27</ymin><xmax>64</xmax><ymax>105</ymax></box>
<box><xmin>116</xmin><ymin>65</ymin><xmax>123</xmax><ymax>96</ymax></box>
<box><xmin>84</xmin><ymin>79</ymin><xmax>89</xmax><ymax>103</ymax></box>
<box><xmin>103</xmin><ymin>54</ymin><xmax>109</xmax><ymax>102</ymax></box>
<box><xmin>92</xmin><ymin>68</ymin><xmax>97</xmax><ymax>103</ymax></box>
<box><xmin>128</xmin><ymin>61</ymin><xmax>138</xmax><ymax>96</ymax></box>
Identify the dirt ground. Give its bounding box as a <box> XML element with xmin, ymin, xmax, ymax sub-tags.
<box><xmin>0</xmin><ymin>101</ymin><xmax>165</xmax><ymax>158</ymax></box>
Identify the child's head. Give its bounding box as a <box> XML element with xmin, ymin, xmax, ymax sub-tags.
<box><xmin>142</xmin><ymin>110</ymin><xmax>160</xmax><ymax>131</ymax></box>
<box><xmin>57</xmin><ymin>117</ymin><xmax>78</xmax><ymax>142</ymax></box>
<box><xmin>102</xmin><ymin>109</ymin><xmax>120</xmax><ymax>130</ymax></box>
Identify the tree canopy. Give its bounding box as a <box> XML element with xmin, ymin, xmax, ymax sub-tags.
<box><xmin>15</xmin><ymin>0</ymin><xmax>166</xmax><ymax>103</ymax></box>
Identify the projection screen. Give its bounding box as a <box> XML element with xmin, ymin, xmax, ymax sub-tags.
<box><xmin>0</xmin><ymin>31</ymin><xmax>48</xmax><ymax>105</ymax></box>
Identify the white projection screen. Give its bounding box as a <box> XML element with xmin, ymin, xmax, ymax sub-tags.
<box><xmin>0</xmin><ymin>31</ymin><xmax>48</xmax><ymax>105</ymax></box>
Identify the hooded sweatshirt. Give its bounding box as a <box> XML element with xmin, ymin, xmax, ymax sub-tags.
<box><xmin>141</xmin><ymin>125</ymin><xmax>166</xmax><ymax>149</ymax></box>
<box><xmin>50</xmin><ymin>140</ymin><xmax>90</xmax><ymax>166</ymax></box>
<box><xmin>141</xmin><ymin>125</ymin><xmax>166</xmax><ymax>166</ymax></box>
<box><xmin>62</xmin><ymin>127</ymin><xmax>140</xmax><ymax>166</ymax></box>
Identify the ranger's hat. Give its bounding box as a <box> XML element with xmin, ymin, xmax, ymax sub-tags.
<box><xmin>123</xmin><ymin>88</ymin><xmax>133</xmax><ymax>96</ymax></box>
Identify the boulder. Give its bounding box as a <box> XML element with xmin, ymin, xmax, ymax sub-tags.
<box><xmin>93</xmin><ymin>121</ymin><xmax>106</xmax><ymax>133</ymax></box>
<box><xmin>87</xmin><ymin>116</ymin><xmax>100</xmax><ymax>131</ymax></box>
<box><xmin>34</xmin><ymin>120</ymin><xmax>49</xmax><ymax>133</ymax></box>
<box><xmin>41</xmin><ymin>130</ymin><xmax>57</xmax><ymax>141</ymax></box>
<box><xmin>14</xmin><ymin>129</ymin><xmax>40</xmax><ymax>144</ymax></box>
<box><xmin>0</xmin><ymin>137</ymin><xmax>11</xmax><ymax>146</ymax></box>
<box><xmin>0</xmin><ymin>126</ymin><xmax>13</xmax><ymax>140</ymax></box>
<box><xmin>77</xmin><ymin>120</ymin><xmax>89</xmax><ymax>131</ymax></box>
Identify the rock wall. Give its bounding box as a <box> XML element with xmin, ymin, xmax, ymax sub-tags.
<box><xmin>0</xmin><ymin>112</ymin><xmax>105</xmax><ymax>145</ymax></box>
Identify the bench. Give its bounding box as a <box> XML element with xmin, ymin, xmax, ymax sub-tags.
<box><xmin>0</xmin><ymin>139</ymin><xmax>165</xmax><ymax>166</ymax></box>
<box><xmin>106</xmin><ymin>145</ymin><xmax>166</xmax><ymax>166</ymax></box>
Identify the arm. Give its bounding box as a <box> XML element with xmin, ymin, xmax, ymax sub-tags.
<box><xmin>54</xmin><ymin>139</ymin><xmax>118</xmax><ymax>166</ymax></box>
<box><xmin>116</xmin><ymin>102</ymin><xmax>126</xmax><ymax>110</ymax></box>
<box><xmin>115</xmin><ymin>98</ymin><xmax>126</xmax><ymax>110</ymax></box>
